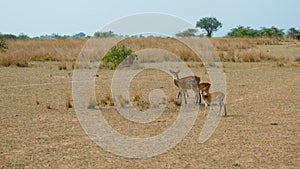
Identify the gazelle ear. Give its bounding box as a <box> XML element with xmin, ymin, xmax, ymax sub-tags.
<box><xmin>176</xmin><ymin>70</ymin><xmax>180</xmax><ymax>74</ymax></box>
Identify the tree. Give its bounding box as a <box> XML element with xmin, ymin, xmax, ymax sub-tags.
<box><xmin>196</xmin><ymin>17</ymin><xmax>222</xmax><ymax>37</ymax></box>
<box><xmin>287</xmin><ymin>28</ymin><xmax>300</xmax><ymax>40</ymax></box>
<box><xmin>73</xmin><ymin>32</ymin><xmax>86</xmax><ymax>38</ymax></box>
<box><xmin>260</xmin><ymin>27</ymin><xmax>285</xmax><ymax>38</ymax></box>
<box><xmin>18</xmin><ymin>33</ymin><xmax>30</xmax><ymax>39</ymax></box>
<box><xmin>94</xmin><ymin>31</ymin><xmax>117</xmax><ymax>38</ymax></box>
<box><xmin>0</xmin><ymin>34</ymin><xmax>17</xmax><ymax>39</ymax></box>
<box><xmin>175</xmin><ymin>28</ymin><xmax>198</xmax><ymax>37</ymax></box>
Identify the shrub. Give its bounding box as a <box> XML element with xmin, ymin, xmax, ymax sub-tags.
<box><xmin>0</xmin><ymin>38</ymin><xmax>8</xmax><ymax>52</ymax></box>
<box><xmin>227</xmin><ymin>26</ymin><xmax>285</xmax><ymax>38</ymax></box>
<box><xmin>102</xmin><ymin>45</ymin><xmax>133</xmax><ymax>69</ymax></box>
<box><xmin>227</xmin><ymin>26</ymin><xmax>261</xmax><ymax>38</ymax></box>
<box><xmin>175</xmin><ymin>29</ymin><xmax>198</xmax><ymax>37</ymax></box>
<box><xmin>287</xmin><ymin>28</ymin><xmax>300</xmax><ymax>40</ymax></box>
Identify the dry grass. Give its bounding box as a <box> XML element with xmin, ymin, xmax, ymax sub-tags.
<box><xmin>118</xmin><ymin>37</ymin><xmax>200</xmax><ymax>62</ymax></box>
<box><xmin>210</xmin><ymin>38</ymin><xmax>298</xmax><ymax>62</ymax></box>
<box><xmin>132</xmin><ymin>94</ymin><xmax>150</xmax><ymax>111</ymax></box>
<box><xmin>0</xmin><ymin>54</ymin><xmax>29</xmax><ymax>67</ymax></box>
<box><xmin>0</xmin><ymin>39</ymin><xmax>86</xmax><ymax>67</ymax></box>
<box><xmin>0</xmin><ymin>38</ymin><xmax>299</xmax><ymax>68</ymax></box>
<box><xmin>294</xmin><ymin>57</ymin><xmax>300</xmax><ymax>63</ymax></box>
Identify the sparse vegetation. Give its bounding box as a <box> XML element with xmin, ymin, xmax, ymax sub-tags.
<box><xmin>132</xmin><ymin>94</ymin><xmax>150</xmax><ymax>111</ymax></box>
<box><xmin>58</xmin><ymin>62</ymin><xmax>67</xmax><ymax>70</ymax></box>
<box><xmin>1</xmin><ymin>57</ymin><xmax>299</xmax><ymax>168</ymax></box>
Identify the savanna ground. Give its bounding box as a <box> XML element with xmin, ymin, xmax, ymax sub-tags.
<box><xmin>0</xmin><ymin>38</ymin><xmax>299</xmax><ymax>168</ymax></box>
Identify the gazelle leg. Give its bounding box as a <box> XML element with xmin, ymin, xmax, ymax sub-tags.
<box><xmin>223</xmin><ymin>103</ymin><xmax>227</xmax><ymax>116</ymax></box>
<box><xmin>204</xmin><ymin>101</ymin><xmax>209</xmax><ymax>107</ymax></box>
<box><xmin>195</xmin><ymin>93</ymin><xmax>200</xmax><ymax>105</ymax></box>
<box><xmin>177</xmin><ymin>91</ymin><xmax>181</xmax><ymax>99</ymax></box>
<box><xmin>183</xmin><ymin>92</ymin><xmax>187</xmax><ymax>104</ymax></box>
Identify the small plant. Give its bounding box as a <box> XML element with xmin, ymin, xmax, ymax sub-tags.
<box><xmin>46</xmin><ymin>104</ymin><xmax>52</xmax><ymax>109</ymax></box>
<box><xmin>58</xmin><ymin>62</ymin><xmax>67</xmax><ymax>70</ymax></box>
<box><xmin>99</xmin><ymin>95</ymin><xmax>114</xmax><ymax>107</ymax></box>
<box><xmin>66</xmin><ymin>93</ymin><xmax>72</xmax><ymax>109</ymax></box>
<box><xmin>132</xmin><ymin>94</ymin><xmax>150</xmax><ymax>110</ymax></box>
<box><xmin>102</xmin><ymin>45</ymin><xmax>133</xmax><ymax>69</ymax></box>
<box><xmin>71</xmin><ymin>62</ymin><xmax>76</xmax><ymax>69</ymax></box>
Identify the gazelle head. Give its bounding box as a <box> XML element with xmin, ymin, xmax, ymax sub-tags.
<box><xmin>199</xmin><ymin>82</ymin><xmax>211</xmax><ymax>95</ymax></box>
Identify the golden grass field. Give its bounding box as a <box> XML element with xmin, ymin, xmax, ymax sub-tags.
<box><xmin>0</xmin><ymin>38</ymin><xmax>300</xmax><ymax>168</ymax></box>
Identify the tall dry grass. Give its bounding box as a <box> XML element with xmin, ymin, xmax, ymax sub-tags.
<box><xmin>210</xmin><ymin>38</ymin><xmax>294</xmax><ymax>62</ymax></box>
<box><xmin>118</xmin><ymin>37</ymin><xmax>200</xmax><ymax>62</ymax></box>
<box><xmin>0</xmin><ymin>37</ymin><xmax>298</xmax><ymax>67</ymax></box>
<box><xmin>0</xmin><ymin>39</ymin><xmax>86</xmax><ymax>67</ymax></box>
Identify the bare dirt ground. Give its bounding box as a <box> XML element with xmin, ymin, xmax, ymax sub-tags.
<box><xmin>0</xmin><ymin>61</ymin><xmax>299</xmax><ymax>168</ymax></box>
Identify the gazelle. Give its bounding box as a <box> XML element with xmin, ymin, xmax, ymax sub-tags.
<box><xmin>201</xmin><ymin>90</ymin><xmax>227</xmax><ymax>116</ymax></box>
<box><xmin>170</xmin><ymin>70</ymin><xmax>200</xmax><ymax>104</ymax></box>
<box><xmin>199</xmin><ymin>82</ymin><xmax>211</xmax><ymax>94</ymax></box>
<box><xmin>172</xmin><ymin>70</ymin><xmax>201</xmax><ymax>99</ymax></box>
<box><xmin>177</xmin><ymin>81</ymin><xmax>210</xmax><ymax>104</ymax></box>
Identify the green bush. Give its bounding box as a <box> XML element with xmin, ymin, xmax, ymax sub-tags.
<box><xmin>102</xmin><ymin>45</ymin><xmax>133</xmax><ymax>69</ymax></box>
<box><xmin>227</xmin><ymin>26</ymin><xmax>285</xmax><ymax>38</ymax></box>
<box><xmin>227</xmin><ymin>26</ymin><xmax>261</xmax><ymax>38</ymax></box>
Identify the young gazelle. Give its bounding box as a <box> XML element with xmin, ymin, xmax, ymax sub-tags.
<box><xmin>199</xmin><ymin>82</ymin><xmax>211</xmax><ymax>94</ymax></box>
<box><xmin>201</xmin><ymin>90</ymin><xmax>227</xmax><ymax>116</ymax></box>
<box><xmin>170</xmin><ymin>70</ymin><xmax>200</xmax><ymax>104</ymax></box>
